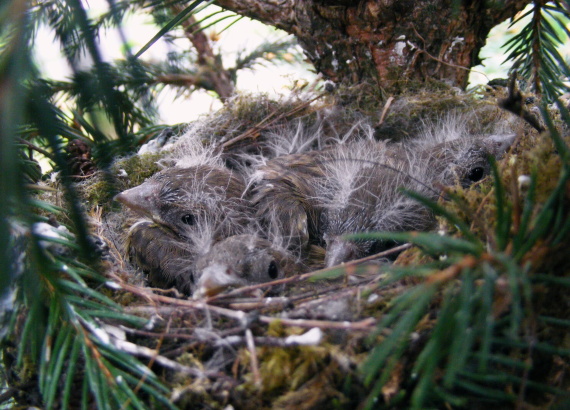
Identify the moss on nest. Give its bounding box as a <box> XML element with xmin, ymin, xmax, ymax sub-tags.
<box><xmin>75</xmin><ymin>152</ymin><xmax>165</xmax><ymax>209</ymax></box>
<box><xmin>196</xmin><ymin>92</ymin><xmax>331</xmax><ymax>146</ymax></box>
<box><xmin>25</xmin><ymin>86</ymin><xmax>570</xmax><ymax>409</ymax></box>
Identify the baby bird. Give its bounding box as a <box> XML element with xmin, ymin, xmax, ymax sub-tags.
<box><xmin>116</xmin><ymin>165</ymin><xmax>250</xmax><ymax>240</ymax></box>
<box><xmin>126</xmin><ymin>220</ymin><xmax>197</xmax><ymax>294</ymax></box>
<box><xmin>320</xmin><ymin>133</ymin><xmax>516</xmax><ymax>267</ymax></box>
<box><xmin>250</xmin><ymin>126</ymin><xmax>516</xmax><ymax>267</ymax></box>
<box><xmin>192</xmin><ymin>234</ymin><xmax>300</xmax><ymax>297</ymax></box>
<box><xmin>116</xmin><ymin>165</ymin><xmax>253</xmax><ymax>293</ymax></box>
<box><xmin>249</xmin><ymin>151</ymin><xmax>327</xmax><ymax>256</ymax></box>
<box><xmin>126</xmin><ymin>222</ymin><xmax>301</xmax><ymax>296</ymax></box>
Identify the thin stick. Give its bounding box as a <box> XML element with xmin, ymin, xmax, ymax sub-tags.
<box><xmin>116</xmin><ymin>279</ymin><xmax>377</xmax><ymax>331</ymax></box>
<box><xmin>378</xmin><ymin>96</ymin><xmax>394</xmax><ymax>126</ymax></box>
<box><xmin>245</xmin><ymin>329</ymin><xmax>262</xmax><ymax>387</ymax></box>
<box><xmin>17</xmin><ymin>137</ymin><xmax>54</xmax><ymax>158</ymax></box>
<box><xmin>260</xmin><ymin>316</ymin><xmax>376</xmax><ymax>330</ymax></box>
<box><xmin>215</xmin><ymin>93</ymin><xmax>327</xmax><ymax>152</ymax></box>
<box><xmin>115</xmin><ymin>337</ymin><xmax>219</xmax><ymax>377</ymax></box>
<box><xmin>207</xmin><ymin>243</ymin><xmax>412</xmax><ymax>301</ymax></box>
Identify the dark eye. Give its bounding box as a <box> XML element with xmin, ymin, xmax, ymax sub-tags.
<box><xmin>467</xmin><ymin>167</ymin><xmax>485</xmax><ymax>183</ymax></box>
<box><xmin>181</xmin><ymin>214</ymin><xmax>195</xmax><ymax>225</ymax></box>
<box><xmin>267</xmin><ymin>261</ymin><xmax>279</xmax><ymax>279</ymax></box>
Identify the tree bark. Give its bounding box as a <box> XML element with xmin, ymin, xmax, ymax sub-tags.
<box><xmin>215</xmin><ymin>0</ymin><xmax>529</xmax><ymax>90</ymax></box>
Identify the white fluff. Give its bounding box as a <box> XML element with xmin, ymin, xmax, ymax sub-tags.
<box><xmin>169</xmin><ymin>122</ymin><xmax>224</xmax><ymax>169</ymax></box>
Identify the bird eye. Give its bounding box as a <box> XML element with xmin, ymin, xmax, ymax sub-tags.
<box><xmin>267</xmin><ymin>260</ymin><xmax>279</xmax><ymax>279</ymax></box>
<box><xmin>181</xmin><ymin>214</ymin><xmax>195</xmax><ymax>225</ymax></box>
<box><xmin>467</xmin><ymin>167</ymin><xmax>485</xmax><ymax>183</ymax></box>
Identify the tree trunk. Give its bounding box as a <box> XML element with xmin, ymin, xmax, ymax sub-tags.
<box><xmin>215</xmin><ymin>0</ymin><xmax>529</xmax><ymax>90</ymax></box>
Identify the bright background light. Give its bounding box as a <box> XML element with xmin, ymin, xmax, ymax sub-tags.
<box><xmin>33</xmin><ymin>1</ymin><xmax>317</xmax><ymax>124</ymax></box>
<box><xmin>33</xmin><ymin>2</ymin><xmax>569</xmax><ymax>125</ymax></box>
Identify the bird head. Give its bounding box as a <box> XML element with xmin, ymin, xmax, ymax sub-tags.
<box><xmin>323</xmin><ymin>236</ymin><xmax>362</xmax><ymax>268</ymax></box>
<box><xmin>317</xmin><ymin>131</ymin><xmax>516</xmax><ymax>267</ymax></box>
<box><xmin>115</xmin><ymin>165</ymin><xmax>249</xmax><ymax>239</ymax></box>
<box><xmin>427</xmin><ymin>133</ymin><xmax>516</xmax><ymax>187</ymax></box>
<box><xmin>192</xmin><ymin>234</ymin><xmax>292</xmax><ymax>298</ymax></box>
<box><xmin>322</xmin><ymin>229</ymin><xmax>402</xmax><ymax>268</ymax></box>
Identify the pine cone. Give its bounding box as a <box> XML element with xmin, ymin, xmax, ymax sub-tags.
<box><xmin>66</xmin><ymin>139</ymin><xmax>96</xmax><ymax>180</ymax></box>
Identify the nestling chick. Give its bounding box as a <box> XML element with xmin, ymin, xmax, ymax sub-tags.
<box><xmin>245</xmin><ymin>119</ymin><xmax>378</xmax><ymax>256</ymax></box>
<box><xmin>318</xmin><ymin>141</ymin><xmax>433</xmax><ymax>266</ymax></box>
<box><xmin>116</xmin><ymin>165</ymin><xmax>253</xmax><ymax>294</ymax></box>
<box><xmin>126</xmin><ymin>220</ymin><xmax>196</xmax><ymax>294</ymax></box>
<box><xmin>116</xmin><ymin>165</ymin><xmax>251</xmax><ymax>240</ymax></box>
<box><xmin>193</xmin><ymin>234</ymin><xmax>301</xmax><ymax>297</ymax></box>
<box><xmin>250</xmin><ymin>151</ymin><xmax>327</xmax><ymax>256</ymax></box>
<box><xmin>250</xmin><ymin>119</ymin><xmax>516</xmax><ymax>267</ymax></box>
<box><xmin>320</xmin><ymin>132</ymin><xmax>516</xmax><ymax>266</ymax></box>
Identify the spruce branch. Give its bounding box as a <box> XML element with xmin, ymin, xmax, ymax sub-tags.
<box><xmin>360</xmin><ymin>106</ymin><xmax>570</xmax><ymax>408</ymax></box>
<box><xmin>503</xmin><ymin>1</ymin><xmax>570</xmax><ymax>101</ymax></box>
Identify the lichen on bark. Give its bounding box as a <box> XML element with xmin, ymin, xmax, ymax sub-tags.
<box><xmin>215</xmin><ymin>0</ymin><xmax>529</xmax><ymax>90</ymax></box>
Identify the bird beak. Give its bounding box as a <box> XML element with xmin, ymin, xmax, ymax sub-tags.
<box><xmin>114</xmin><ymin>183</ymin><xmax>158</xmax><ymax>218</ymax></box>
<box><xmin>194</xmin><ymin>263</ymin><xmax>245</xmax><ymax>298</ymax></box>
<box><xmin>324</xmin><ymin>238</ymin><xmax>360</xmax><ymax>268</ymax></box>
<box><xmin>486</xmin><ymin>133</ymin><xmax>517</xmax><ymax>157</ymax></box>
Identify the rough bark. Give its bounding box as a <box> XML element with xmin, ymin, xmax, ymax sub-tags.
<box><xmin>215</xmin><ymin>0</ymin><xmax>530</xmax><ymax>90</ymax></box>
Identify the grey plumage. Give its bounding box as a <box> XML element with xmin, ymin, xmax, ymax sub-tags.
<box><xmin>249</xmin><ymin>150</ymin><xmax>327</xmax><ymax>255</ymax></box>
<box><xmin>249</xmin><ymin>120</ymin><xmax>516</xmax><ymax>267</ymax></box>
<box><xmin>193</xmin><ymin>234</ymin><xmax>300</xmax><ymax>297</ymax></box>
<box><xmin>116</xmin><ymin>165</ymin><xmax>253</xmax><ymax>293</ymax></box>
<box><xmin>126</xmin><ymin>220</ymin><xmax>197</xmax><ymax>294</ymax></box>
<box><xmin>321</xmin><ymin>132</ymin><xmax>516</xmax><ymax>266</ymax></box>
<box><xmin>318</xmin><ymin>143</ymin><xmax>434</xmax><ymax>266</ymax></box>
<box><xmin>116</xmin><ymin>165</ymin><xmax>251</xmax><ymax>240</ymax></box>
<box><xmin>117</xmin><ymin>111</ymin><xmax>517</xmax><ymax>294</ymax></box>
<box><xmin>126</xmin><ymin>222</ymin><xmax>301</xmax><ymax>296</ymax></box>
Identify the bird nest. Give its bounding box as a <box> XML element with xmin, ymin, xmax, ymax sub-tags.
<box><xmin>30</xmin><ymin>85</ymin><xmax>570</xmax><ymax>408</ymax></box>
<box><xmin>93</xmin><ymin>233</ymin><xmax>404</xmax><ymax>408</ymax></box>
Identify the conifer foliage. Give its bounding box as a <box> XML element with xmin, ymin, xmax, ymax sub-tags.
<box><xmin>1</xmin><ymin>0</ymin><xmax>569</xmax><ymax>408</ymax></box>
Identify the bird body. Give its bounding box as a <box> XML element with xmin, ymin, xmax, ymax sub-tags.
<box><xmin>249</xmin><ymin>150</ymin><xmax>329</xmax><ymax>254</ymax></box>
<box><xmin>117</xmin><ymin>112</ymin><xmax>517</xmax><ymax>293</ymax></box>
<box><xmin>116</xmin><ymin>164</ymin><xmax>256</xmax><ymax>293</ymax></box>
<box><xmin>318</xmin><ymin>142</ymin><xmax>435</xmax><ymax>266</ymax></box>
<box><xmin>320</xmin><ymin>132</ymin><xmax>516</xmax><ymax>266</ymax></box>
<box><xmin>126</xmin><ymin>220</ymin><xmax>197</xmax><ymax>294</ymax></box>
<box><xmin>250</xmin><ymin>124</ymin><xmax>516</xmax><ymax>267</ymax></box>
<box><xmin>126</xmin><ymin>223</ymin><xmax>300</xmax><ymax>296</ymax></box>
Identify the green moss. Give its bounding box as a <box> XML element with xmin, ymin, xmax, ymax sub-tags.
<box><xmin>30</xmin><ymin>88</ymin><xmax>570</xmax><ymax>409</ymax></box>
<box><xmin>76</xmin><ymin>152</ymin><xmax>165</xmax><ymax>210</ymax></box>
<box><xmin>113</xmin><ymin>152</ymin><xmax>165</xmax><ymax>189</ymax></box>
<box><xmin>439</xmin><ymin>118</ymin><xmax>569</xmax><ymax>248</ymax></box>
<box><xmin>203</xmin><ymin>93</ymin><xmax>324</xmax><ymax>144</ymax></box>
<box><xmin>239</xmin><ymin>343</ymin><xmax>331</xmax><ymax>396</ymax></box>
